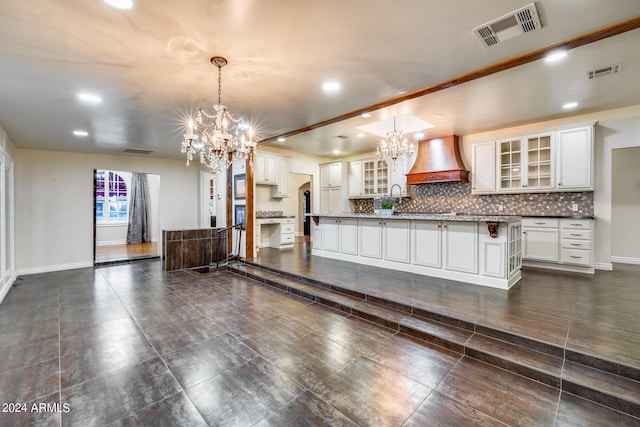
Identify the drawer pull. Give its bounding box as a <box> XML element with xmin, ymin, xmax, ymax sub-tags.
<box><xmin>570</xmin><ymin>256</ymin><xmax>583</xmax><ymax>259</ymax></box>
<box><xmin>570</xmin><ymin>223</ymin><xmax>583</xmax><ymax>227</ymax></box>
<box><xmin>534</xmin><ymin>222</ymin><xmax>546</xmax><ymax>225</ymax></box>
<box><xmin>569</xmin><ymin>233</ymin><xmax>581</xmax><ymax>237</ymax></box>
<box><xmin>569</xmin><ymin>243</ymin><xmax>583</xmax><ymax>247</ymax></box>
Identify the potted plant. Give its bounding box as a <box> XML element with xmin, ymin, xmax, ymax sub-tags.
<box><xmin>379</xmin><ymin>194</ymin><xmax>394</xmax><ymax>215</ymax></box>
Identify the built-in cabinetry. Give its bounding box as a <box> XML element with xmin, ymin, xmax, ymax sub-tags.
<box><xmin>312</xmin><ymin>214</ymin><xmax>522</xmax><ymax>289</ymax></box>
<box><xmin>348</xmin><ymin>157</ymin><xmax>413</xmax><ymax>198</ymax></box>
<box><xmin>255</xmin><ymin>153</ymin><xmax>277</xmax><ymax>185</ymax></box>
<box><xmin>320</xmin><ymin>161</ymin><xmax>345</xmax><ymax>214</ymax></box>
<box><xmin>522</xmin><ymin>217</ymin><xmax>594</xmax><ymax>273</ymax></box>
<box><xmin>255</xmin><ymin>217</ymin><xmax>295</xmax><ymax>251</ymax></box>
<box><xmin>255</xmin><ymin>152</ymin><xmax>289</xmax><ymax>198</ymax></box>
<box><xmin>471</xmin><ymin>122</ymin><xmax>594</xmax><ymax>194</ymax></box>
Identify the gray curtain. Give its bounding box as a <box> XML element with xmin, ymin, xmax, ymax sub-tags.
<box><xmin>127</xmin><ymin>172</ymin><xmax>150</xmax><ymax>244</ymax></box>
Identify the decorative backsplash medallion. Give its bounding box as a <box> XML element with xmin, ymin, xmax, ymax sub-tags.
<box><xmin>351</xmin><ymin>182</ymin><xmax>593</xmax><ymax>217</ymax></box>
<box><xmin>256</xmin><ymin>210</ymin><xmax>284</xmax><ymax>217</ymax></box>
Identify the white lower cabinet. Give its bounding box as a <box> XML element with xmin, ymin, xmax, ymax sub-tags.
<box><xmin>412</xmin><ymin>221</ymin><xmax>442</xmax><ymax>268</ymax></box>
<box><xmin>312</xmin><ymin>221</ymin><xmax>322</xmax><ymax>250</ymax></box>
<box><xmin>443</xmin><ymin>222</ymin><xmax>478</xmax><ymax>274</ymax></box>
<box><xmin>321</xmin><ymin>218</ymin><xmax>340</xmax><ymax>252</ymax></box>
<box><xmin>313</xmin><ymin>216</ymin><xmax>522</xmax><ymax>289</ymax></box>
<box><xmin>359</xmin><ymin>218</ymin><xmax>382</xmax><ymax>259</ymax></box>
<box><xmin>340</xmin><ymin>218</ymin><xmax>358</xmax><ymax>255</ymax></box>
<box><xmin>522</xmin><ymin>217</ymin><xmax>594</xmax><ymax>272</ymax></box>
<box><xmin>522</xmin><ymin>218</ymin><xmax>559</xmax><ymax>262</ymax></box>
<box><xmin>383</xmin><ymin>219</ymin><xmax>410</xmax><ymax>263</ymax></box>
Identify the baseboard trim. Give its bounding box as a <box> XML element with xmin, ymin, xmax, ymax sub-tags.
<box><xmin>17</xmin><ymin>261</ymin><xmax>94</xmax><ymax>276</ymax></box>
<box><xmin>595</xmin><ymin>262</ymin><xmax>614</xmax><ymax>271</ymax></box>
<box><xmin>610</xmin><ymin>256</ymin><xmax>640</xmax><ymax>265</ymax></box>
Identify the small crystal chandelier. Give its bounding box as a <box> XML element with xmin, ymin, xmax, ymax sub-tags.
<box><xmin>182</xmin><ymin>56</ymin><xmax>256</xmax><ymax>170</ymax></box>
<box><xmin>376</xmin><ymin>117</ymin><xmax>414</xmax><ymax>168</ymax></box>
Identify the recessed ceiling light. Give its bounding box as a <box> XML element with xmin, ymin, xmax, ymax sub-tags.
<box><xmin>104</xmin><ymin>0</ymin><xmax>134</xmax><ymax>9</ymax></box>
<box><xmin>332</xmin><ymin>149</ymin><xmax>340</xmax><ymax>155</ymax></box>
<box><xmin>356</xmin><ymin>133</ymin><xmax>365</xmax><ymax>138</ymax></box>
<box><xmin>77</xmin><ymin>92</ymin><xmax>102</xmax><ymax>104</ymax></box>
<box><xmin>545</xmin><ymin>50</ymin><xmax>567</xmax><ymax>63</ymax></box>
<box><xmin>73</xmin><ymin>130</ymin><xmax>89</xmax><ymax>137</ymax></box>
<box><xmin>414</xmin><ymin>132</ymin><xmax>425</xmax><ymax>140</ymax></box>
<box><xmin>361</xmin><ymin>112</ymin><xmax>372</xmax><ymax>118</ymax></box>
<box><xmin>563</xmin><ymin>101</ymin><xmax>578</xmax><ymax>109</ymax></box>
<box><xmin>277</xmin><ymin>137</ymin><xmax>286</xmax><ymax>142</ymax></box>
<box><xmin>322</xmin><ymin>81</ymin><xmax>341</xmax><ymax>92</ymax></box>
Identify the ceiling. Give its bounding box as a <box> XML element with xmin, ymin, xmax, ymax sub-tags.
<box><xmin>1</xmin><ymin>1</ymin><xmax>640</xmax><ymax>161</ymax></box>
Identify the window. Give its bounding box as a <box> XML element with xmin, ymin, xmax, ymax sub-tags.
<box><xmin>96</xmin><ymin>170</ymin><xmax>128</xmax><ymax>223</ymax></box>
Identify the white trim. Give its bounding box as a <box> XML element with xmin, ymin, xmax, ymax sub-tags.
<box><xmin>17</xmin><ymin>261</ymin><xmax>94</xmax><ymax>276</ymax></box>
<box><xmin>609</xmin><ymin>256</ymin><xmax>640</xmax><ymax>265</ymax></box>
<box><xmin>0</xmin><ymin>273</ymin><xmax>16</xmax><ymax>305</ymax></box>
<box><xmin>595</xmin><ymin>262</ymin><xmax>614</xmax><ymax>271</ymax></box>
<box><xmin>523</xmin><ymin>260</ymin><xmax>595</xmax><ymax>274</ymax></box>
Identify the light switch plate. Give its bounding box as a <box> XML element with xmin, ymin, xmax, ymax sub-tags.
<box><xmin>572</xmin><ymin>204</ymin><xmax>579</xmax><ymax>212</ymax></box>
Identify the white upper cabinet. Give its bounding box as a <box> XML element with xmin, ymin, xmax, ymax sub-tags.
<box><xmin>471</xmin><ymin>122</ymin><xmax>595</xmax><ymax>194</ymax></box>
<box><xmin>255</xmin><ymin>153</ymin><xmax>277</xmax><ymax>185</ymax></box>
<box><xmin>321</xmin><ymin>162</ymin><xmax>342</xmax><ymax>188</ymax></box>
<box><xmin>471</xmin><ymin>141</ymin><xmax>496</xmax><ymax>194</ymax></box>
<box><xmin>556</xmin><ymin>125</ymin><xmax>594</xmax><ymax>191</ymax></box>
<box><xmin>348</xmin><ymin>161</ymin><xmax>364</xmax><ymax>197</ymax></box>
<box><xmin>273</xmin><ymin>157</ymin><xmax>289</xmax><ymax>198</ymax></box>
<box><xmin>497</xmin><ymin>132</ymin><xmax>553</xmax><ymax>192</ymax></box>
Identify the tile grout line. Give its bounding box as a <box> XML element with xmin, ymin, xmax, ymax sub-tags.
<box><xmin>57</xmin><ymin>279</ymin><xmax>62</xmax><ymax>426</ymax></box>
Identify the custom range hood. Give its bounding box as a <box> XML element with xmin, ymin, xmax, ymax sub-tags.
<box><xmin>406</xmin><ymin>135</ymin><xmax>469</xmax><ymax>184</ymax></box>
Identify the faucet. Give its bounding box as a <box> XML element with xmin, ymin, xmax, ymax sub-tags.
<box><xmin>390</xmin><ymin>184</ymin><xmax>402</xmax><ymax>199</ymax></box>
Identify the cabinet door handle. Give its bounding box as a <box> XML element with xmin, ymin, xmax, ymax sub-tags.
<box><xmin>558</xmin><ymin>183</ymin><xmax>562</xmax><ymax>186</ymax></box>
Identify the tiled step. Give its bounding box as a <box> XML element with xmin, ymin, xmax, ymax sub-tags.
<box><xmin>228</xmin><ymin>262</ymin><xmax>640</xmax><ymax>419</ymax></box>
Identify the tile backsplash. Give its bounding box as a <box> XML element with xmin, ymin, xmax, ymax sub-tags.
<box><xmin>352</xmin><ymin>182</ymin><xmax>593</xmax><ymax>217</ymax></box>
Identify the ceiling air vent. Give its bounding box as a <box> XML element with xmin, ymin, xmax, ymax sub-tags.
<box><xmin>122</xmin><ymin>147</ymin><xmax>154</xmax><ymax>155</ymax></box>
<box><xmin>586</xmin><ymin>64</ymin><xmax>621</xmax><ymax>80</ymax></box>
<box><xmin>472</xmin><ymin>3</ymin><xmax>542</xmax><ymax>48</ymax></box>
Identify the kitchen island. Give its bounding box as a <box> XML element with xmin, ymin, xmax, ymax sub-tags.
<box><xmin>309</xmin><ymin>213</ymin><xmax>522</xmax><ymax>289</ymax></box>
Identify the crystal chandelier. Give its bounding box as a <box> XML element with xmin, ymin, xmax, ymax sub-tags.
<box><xmin>182</xmin><ymin>56</ymin><xmax>256</xmax><ymax>170</ymax></box>
<box><xmin>376</xmin><ymin>117</ymin><xmax>414</xmax><ymax>168</ymax></box>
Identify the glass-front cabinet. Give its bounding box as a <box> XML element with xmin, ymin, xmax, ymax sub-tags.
<box><xmin>498</xmin><ymin>133</ymin><xmax>553</xmax><ymax>192</ymax></box>
<box><xmin>363</xmin><ymin>160</ymin><xmax>388</xmax><ymax>196</ymax></box>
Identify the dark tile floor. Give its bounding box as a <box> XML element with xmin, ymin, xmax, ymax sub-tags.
<box><xmin>254</xmin><ymin>243</ymin><xmax>640</xmax><ymax>372</ymax></box>
<box><xmin>0</xmin><ymin>250</ymin><xmax>638</xmax><ymax>426</ymax></box>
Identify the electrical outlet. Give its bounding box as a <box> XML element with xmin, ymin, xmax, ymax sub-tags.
<box><xmin>572</xmin><ymin>203</ymin><xmax>579</xmax><ymax>212</ymax></box>
<box><xmin>498</xmin><ymin>205</ymin><xmax>504</xmax><ymax>212</ymax></box>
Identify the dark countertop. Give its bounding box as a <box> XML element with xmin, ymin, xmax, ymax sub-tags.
<box><xmin>256</xmin><ymin>215</ymin><xmax>295</xmax><ymax>219</ymax></box>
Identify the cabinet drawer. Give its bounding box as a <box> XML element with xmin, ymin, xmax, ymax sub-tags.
<box><xmin>561</xmin><ymin>219</ymin><xmax>591</xmax><ymax>229</ymax></box>
<box><xmin>561</xmin><ymin>230</ymin><xmax>591</xmax><ymax>240</ymax></box>
<box><xmin>282</xmin><ymin>224</ymin><xmax>295</xmax><ymax>233</ymax></box>
<box><xmin>562</xmin><ymin>239</ymin><xmax>592</xmax><ymax>250</ymax></box>
<box><xmin>562</xmin><ymin>249</ymin><xmax>592</xmax><ymax>266</ymax></box>
<box><xmin>282</xmin><ymin>218</ymin><xmax>294</xmax><ymax>224</ymax></box>
<box><xmin>281</xmin><ymin>234</ymin><xmax>295</xmax><ymax>243</ymax></box>
<box><xmin>259</xmin><ymin>218</ymin><xmax>280</xmax><ymax>224</ymax></box>
<box><xmin>522</xmin><ymin>218</ymin><xmax>559</xmax><ymax>228</ymax></box>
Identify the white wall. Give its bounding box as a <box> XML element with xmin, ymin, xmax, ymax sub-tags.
<box><xmin>611</xmin><ymin>147</ymin><xmax>640</xmax><ymax>263</ymax></box>
<box><xmin>460</xmin><ymin>104</ymin><xmax>640</xmax><ymax>270</ymax></box>
<box><xmin>15</xmin><ymin>148</ymin><xmax>201</xmax><ymax>274</ymax></box>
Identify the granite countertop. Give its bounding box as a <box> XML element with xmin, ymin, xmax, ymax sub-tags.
<box><xmin>307</xmin><ymin>213</ymin><xmax>522</xmax><ymax>223</ymax></box>
<box><xmin>257</xmin><ymin>215</ymin><xmax>295</xmax><ymax>219</ymax></box>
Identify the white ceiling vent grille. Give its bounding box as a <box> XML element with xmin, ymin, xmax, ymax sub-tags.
<box><xmin>472</xmin><ymin>3</ymin><xmax>542</xmax><ymax>48</ymax></box>
<box><xmin>586</xmin><ymin>64</ymin><xmax>622</xmax><ymax>80</ymax></box>
<box><xmin>122</xmin><ymin>147</ymin><xmax>154</xmax><ymax>155</ymax></box>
